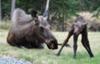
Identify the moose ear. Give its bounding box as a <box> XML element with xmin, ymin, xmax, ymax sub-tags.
<box><xmin>30</xmin><ymin>9</ymin><xmax>37</xmax><ymax>17</ymax></box>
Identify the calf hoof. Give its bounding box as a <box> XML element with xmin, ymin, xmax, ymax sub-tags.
<box><xmin>56</xmin><ymin>53</ymin><xmax>60</xmax><ymax>56</ymax></box>
<box><xmin>90</xmin><ymin>54</ymin><xmax>94</xmax><ymax>58</ymax></box>
<box><xmin>73</xmin><ymin>55</ymin><xmax>76</xmax><ymax>59</ymax></box>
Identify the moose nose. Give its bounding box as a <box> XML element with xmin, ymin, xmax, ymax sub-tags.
<box><xmin>49</xmin><ymin>39</ymin><xmax>58</xmax><ymax>49</ymax></box>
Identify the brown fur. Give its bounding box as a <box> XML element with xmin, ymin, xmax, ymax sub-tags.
<box><xmin>7</xmin><ymin>8</ymin><xmax>58</xmax><ymax>49</ymax></box>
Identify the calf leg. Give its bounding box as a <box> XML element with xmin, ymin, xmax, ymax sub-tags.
<box><xmin>81</xmin><ymin>35</ymin><xmax>94</xmax><ymax>57</ymax></box>
<box><xmin>73</xmin><ymin>34</ymin><xmax>78</xmax><ymax>58</ymax></box>
<box><xmin>81</xmin><ymin>28</ymin><xmax>94</xmax><ymax>57</ymax></box>
<box><xmin>57</xmin><ymin>29</ymin><xmax>73</xmax><ymax>56</ymax></box>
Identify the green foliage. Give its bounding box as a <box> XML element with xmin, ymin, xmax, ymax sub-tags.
<box><xmin>1</xmin><ymin>0</ymin><xmax>11</xmax><ymax>19</ymax></box>
<box><xmin>1</xmin><ymin>0</ymin><xmax>100</xmax><ymax>18</ymax></box>
<box><xmin>1</xmin><ymin>0</ymin><xmax>100</xmax><ymax>31</ymax></box>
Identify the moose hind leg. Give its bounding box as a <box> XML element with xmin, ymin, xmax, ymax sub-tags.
<box><xmin>81</xmin><ymin>37</ymin><xmax>94</xmax><ymax>57</ymax></box>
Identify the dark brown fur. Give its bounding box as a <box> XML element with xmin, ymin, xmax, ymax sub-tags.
<box><xmin>7</xmin><ymin>8</ymin><xmax>58</xmax><ymax>49</ymax></box>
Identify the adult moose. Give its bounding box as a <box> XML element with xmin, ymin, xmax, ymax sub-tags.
<box><xmin>7</xmin><ymin>0</ymin><xmax>58</xmax><ymax>49</ymax></box>
<box><xmin>57</xmin><ymin>16</ymin><xmax>94</xmax><ymax>58</ymax></box>
<box><xmin>7</xmin><ymin>8</ymin><xmax>58</xmax><ymax>49</ymax></box>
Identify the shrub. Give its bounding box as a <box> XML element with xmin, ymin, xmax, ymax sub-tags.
<box><xmin>88</xmin><ymin>22</ymin><xmax>100</xmax><ymax>31</ymax></box>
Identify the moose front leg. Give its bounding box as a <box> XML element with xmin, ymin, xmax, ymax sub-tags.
<box><xmin>57</xmin><ymin>28</ymin><xmax>73</xmax><ymax>56</ymax></box>
<box><xmin>73</xmin><ymin>33</ymin><xmax>79</xmax><ymax>58</ymax></box>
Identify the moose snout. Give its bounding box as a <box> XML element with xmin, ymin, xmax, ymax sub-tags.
<box><xmin>50</xmin><ymin>39</ymin><xmax>58</xmax><ymax>49</ymax></box>
<box><xmin>46</xmin><ymin>39</ymin><xmax>58</xmax><ymax>49</ymax></box>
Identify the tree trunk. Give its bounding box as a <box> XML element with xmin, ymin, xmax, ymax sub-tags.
<box><xmin>11</xmin><ymin>0</ymin><xmax>16</xmax><ymax>17</ymax></box>
<box><xmin>0</xmin><ymin>0</ymin><xmax>1</xmax><ymax>21</ymax></box>
<box><xmin>43</xmin><ymin>0</ymin><xmax>50</xmax><ymax>17</ymax></box>
<box><xmin>62</xmin><ymin>0</ymin><xmax>65</xmax><ymax>31</ymax></box>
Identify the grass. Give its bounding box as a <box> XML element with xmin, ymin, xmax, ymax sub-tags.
<box><xmin>0</xmin><ymin>30</ymin><xmax>100</xmax><ymax>64</ymax></box>
<box><xmin>0</xmin><ymin>21</ymin><xmax>10</xmax><ymax>30</ymax></box>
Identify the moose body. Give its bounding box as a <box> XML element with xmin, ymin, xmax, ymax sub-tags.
<box><xmin>7</xmin><ymin>8</ymin><xmax>58</xmax><ymax>49</ymax></box>
<box><xmin>57</xmin><ymin>16</ymin><xmax>94</xmax><ymax>58</ymax></box>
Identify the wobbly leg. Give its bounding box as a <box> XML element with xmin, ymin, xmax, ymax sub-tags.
<box><xmin>57</xmin><ymin>29</ymin><xmax>73</xmax><ymax>56</ymax></box>
<box><xmin>81</xmin><ymin>31</ymin><xmax>94</xmax><ymax>57</ymax></box>
<box><xmin>73</xmin><ymin>34</ymin><xmax>78</xmax><ymax>58</ymax></box>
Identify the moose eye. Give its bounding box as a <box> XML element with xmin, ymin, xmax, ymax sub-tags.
<box><xmin>40</xmin><ymin>27</ymin><xmax>44</xmax><ymax>32</ymax></box>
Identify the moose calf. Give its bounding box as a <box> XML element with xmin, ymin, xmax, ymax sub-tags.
<box><xmin>57</xmin><ymin>16</ymin><xmax>94</xmax><ymax>58</ymax></box>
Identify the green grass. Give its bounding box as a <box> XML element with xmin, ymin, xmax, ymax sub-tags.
<box><xmin>0</xmin><ymin>30</ymin><xmax>100</xmax><ymax>64</ymax></box>
<box><xmin>0</xmin><ymin>21</ymin><xmax>10</xmax><ymax>30</ymax></box>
